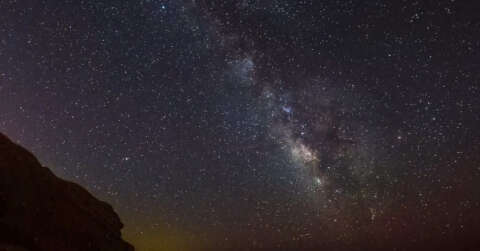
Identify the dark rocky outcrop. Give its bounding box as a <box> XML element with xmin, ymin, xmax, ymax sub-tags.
<box><xmin>0</xmin><ymin>133</ymin><xmax>134</xmax><ymax>251</ymax></box>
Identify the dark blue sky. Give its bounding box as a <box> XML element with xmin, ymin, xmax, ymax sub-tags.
<box><xmin>1</xmin><ymin>1</ymin><xmax>480</xmax><ymax>250</ymax></box>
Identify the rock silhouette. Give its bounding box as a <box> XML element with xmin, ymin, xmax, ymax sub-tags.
<box><xmin>0</xmin><ymin>133</ymin><xmax>133</xmax><ymax>251</ymax></box>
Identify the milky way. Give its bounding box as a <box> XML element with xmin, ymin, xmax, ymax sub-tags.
<box><xmin>1</xmin><ymin>1</ymin><xmax>480</xmax><ymax>250</ymax></box>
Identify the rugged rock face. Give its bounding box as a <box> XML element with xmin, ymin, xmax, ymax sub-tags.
<box><xmin>0</xmin><ymin>133</ymin><xmax>134</xmax><ymax>251</ymax></box>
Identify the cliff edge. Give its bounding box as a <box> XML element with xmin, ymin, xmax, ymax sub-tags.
<box><xmin>0</xmin><ymin>133</ymin><xmax>134</xmax><ymax>251</ymax></box>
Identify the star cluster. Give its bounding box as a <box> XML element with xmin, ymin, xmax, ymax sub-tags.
<box><xmin>1</xmin><ymin>1</ymin><xmax>480</xmax><ymax>250</ymax></box>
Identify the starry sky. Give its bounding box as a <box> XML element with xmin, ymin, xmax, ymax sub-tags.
<box><xmin>1</xmin><ymin>1</ymin><xmax>480</xmax><ymax>250</ymax></box>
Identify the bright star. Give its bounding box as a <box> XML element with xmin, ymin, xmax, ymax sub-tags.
<box><xmin>282</xmin><ymin>106</ymin><xmax>292</xmax><ymax>113</ymax></box>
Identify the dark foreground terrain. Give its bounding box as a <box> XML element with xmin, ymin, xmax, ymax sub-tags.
<box><xmin>0</xmin><ymin>133</ymin><xmax>133</xmax><ymax>251</ymax></box>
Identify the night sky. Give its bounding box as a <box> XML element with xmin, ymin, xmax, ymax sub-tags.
<box><xmin>1</xmin><ymin>1</ymin><xmax>480</xmax><ymax>250</ymax></box>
